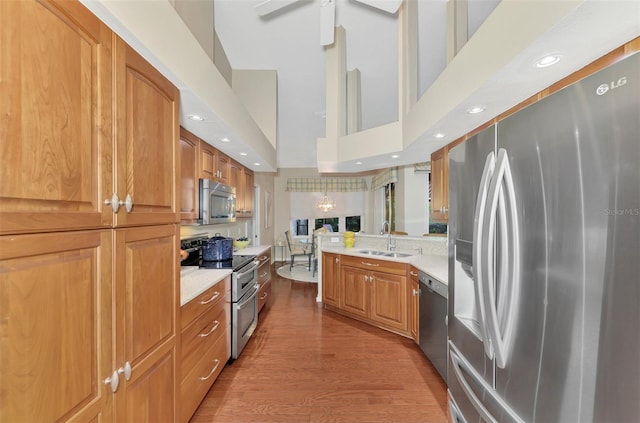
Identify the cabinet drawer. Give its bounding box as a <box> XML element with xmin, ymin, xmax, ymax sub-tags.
<box><xmin>340</xmin><ymin>254</ymin><xmax>407</xmax><ymax>276</ymax></box>
<box><xmin>258</xmin><ymin>264</ymin><xmax>272</xmax><ymax>285</ymax></box>
<box><xmin>258</xmin><ymin>279</ymin><xmax>272</xmax><ymax>312</ymax></box>
<box><xmin>181</xmin><ymin>301</ymin><xmax>229</xmax><ymax>380</ymax></box>
<box><xmin>181</xmin><ymin>278</ymin><xmax>229</xmax><ymax>329</ymax></box>
<box><xmin>180</xmin><ymin>333</ymin><xmax>229</xmax><ymax>423</ymax></box>
<box><xmin>257</xmin><ymin>249</ymin><xmax>271</xmax><ymax>267</ymax></box>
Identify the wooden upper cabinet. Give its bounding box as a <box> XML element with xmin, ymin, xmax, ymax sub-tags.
<box><xmin>430</xmin><ymin>146</ymin><xmax>449</xmax><ymax>222</ymax></box>
<box><xmin>242</xmin><ymin>168</ymin><xmax>254</xmax><ymax>217</ymax></box>
<box><xmin>180</xmin><ymin>128</ymin><xmax>199</xmax><ymax>222</ymax></box>
<box><xmin>198</xmin><ymin>141</ymin><xmax>217</xmax><ymax>181</ymax></box>
<box><xmin>113</xmin><ymin>39</ymin><xmax>179</xmax><ymax>227</ymax></box>
<box><xmin>114</xmin><ymin>224</ymin><xmax>178</xmax><ymax>422</ymax></box>
<box><xmin>0</xmin><ymin>0</ymin><xmax>113</xmax><ymax>234</ymax></box>
<box><xmin>216</xmin><ymin>151</ymin><xmax>231</xmax><ymax>185</ymax></box>
<box><xmin>0</xmin><ymin>230</ymin><xmax>113</xmax><ymax>422</ymax></box>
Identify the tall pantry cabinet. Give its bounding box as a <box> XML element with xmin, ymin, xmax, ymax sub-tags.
<box><xmin>0</xmin><ymin>1</ymin><xmax>180</xmax><ymax>422</ymax></box>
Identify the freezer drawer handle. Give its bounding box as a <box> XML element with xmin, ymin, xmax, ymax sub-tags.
<box><xmin>450</xmin><ymin>349</ymin><xmax>497</xmax><ymax>423</ymax></box>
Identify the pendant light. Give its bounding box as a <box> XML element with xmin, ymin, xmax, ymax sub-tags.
<box><xmin>317</xmin><ymin>178</ymin><xmax>336</xmax><ymax>212</ymax></box>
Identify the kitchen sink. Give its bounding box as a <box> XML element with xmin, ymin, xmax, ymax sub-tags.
<box><xmin>383</xmin><ymin>252</ymin><xmax>413</xmax><ymax>258</ymax></box>
<box><xmin>357</xmin><ymin>250</ymin><xmax>413</xmax><ymax>258</ymax></box>
<box><xmin>357</xmin><ymin>250</ymin><xmax>389</xmax><ymax>256</ymax></box>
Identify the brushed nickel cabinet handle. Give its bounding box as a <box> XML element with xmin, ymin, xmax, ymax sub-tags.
<box><xmin>200</xmin><ymin>291</ymin><xmax>220</xmax><ymax>305</ymax></box>
<box><xmin>199</xmin><ymin>359</ymin><xmax>221</xmax><ymax>381</ymax></box>
<box><xmin>199</xmin><ymin>320</ymin><xmax>220</xmax><ymax>337</ymax></box>
<box><xmin>361</xmin><ymin>261</ymin><xmax>379</xmax><ymax>267</ymax></box>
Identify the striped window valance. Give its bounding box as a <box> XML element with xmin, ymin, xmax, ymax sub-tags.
<box><xmin>286</xmin><ymin>177</ymin><xmax>368</xmax><ymax>192</ymax></box>
<box><xmin>371</xmin><ymin>167</ymin><xmax>398</xmax><ymax>190</ymax></box>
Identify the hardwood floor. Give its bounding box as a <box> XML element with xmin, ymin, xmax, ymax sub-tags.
<box><xmin>190</xmin><ymin>264</ymin><xmax>449</xmax><ymax>423</ymax></box>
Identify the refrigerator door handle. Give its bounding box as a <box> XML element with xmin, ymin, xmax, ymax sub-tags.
<box><xmin>448</xmin><ymin>394</ymin><xmax>468</xmax><ymax>423</ymax></box>
<box><xmin>483</xmin><ymin>148</ymin><xmax>521</xmax><ymax>369</ymax></box>
<box><xmin>472</xmin><ymin>151</ymin><xmax>495</xmax><ymax>354</ymax></box>
<box><xmin>450</xmin><ymin>348</ymin><xmax>498</xmax><ymax>423</ymax></box>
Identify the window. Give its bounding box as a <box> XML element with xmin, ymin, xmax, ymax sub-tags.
<box><xmin>293</xmin><ymin>219</ymin><xmax>308</xmax><ymax>236</ymax></box>
<box><xmin>345</xmin><ymin>216</ymin><xmax>361</xmax><ymax>232</ymax></box>
<box><xmin>315</xmin><ymin>217</ymin><xmax>338</xmax><ymax>232</ymax></box>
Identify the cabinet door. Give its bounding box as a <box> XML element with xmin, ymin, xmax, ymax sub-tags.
<box><xmin>409</xmin><ymin>268</ymin><xmax>420</xmax><ymax>343</ymax></box>
<box><xmin>198</xmin><ymin>141</ymin><xmax>217</xmax><ymax>181</ymax></box>
<box><xmin>370</xmin><ymin>271</ymin><xmax>407</xmax><ymax>332</ymax></box>
<box><xmin>229</xmin><ymin>160</ymin><xmax>243</xmax><ymax>213</ymax></box>
<box><xmin>242</xmin><ymin>168</ymin><xmax>254</xmax><ymax>217</ymax></box>
<box><xmin>322</xmin><ymin>252</ymin><xmax>340</xmax><ymax>307</ymax></box>
<box><xmin>179</xmin><ymin>128</ymin><xmax>199</xmax><ymax>222</ymax></box>
<box><xmin>0</xmin><ymin>0</ymin><xmax>113</xmax><ymax>234</ymax></box>
<box><xmin>114</xmin><ymin>224</ymin><xmax>178</xmax><ymax>422</ymax></box>
<box><xmin>216</xmin><ymin>152</ymin><xmax>230</xmax><ymax>185</ymax></box>
<box><xmin>0</xmin><ymin>230</ymin><xmax>113</xmax><ymax>422</ymax></box>
<box><xmin>340</xmin><ymin>265</ymin><xmax>369</xmax><ymax>318</ymax></box>
<box><xmin>430</xmin><ymin>146</ymin><xmax>448</xmax><ymax>222</ymax></box>
<box><xmin>113</xmin><ymin>39</ymin><xmax>179</xmax><ymax>227</ymax></box>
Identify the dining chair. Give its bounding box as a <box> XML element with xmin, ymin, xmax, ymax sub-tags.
<box><xmin>284</xmin><ymin>230</ymin><xmax>313</xmax><ymax>271</ymax></box>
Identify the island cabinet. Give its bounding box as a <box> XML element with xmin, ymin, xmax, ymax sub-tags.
<box><xmin>180</xmin><ymin>278</ymin><xmax>231</xmax><ymax>423</ymax></box>
<box><xmin>321</xmin><ymin>252</ymin><xmax>340</xmax><ymax>307</ymax></box>
<box><xmin>257</xmin><ymin>249</ymin><xmax>273</xmax><ymax>311</ymax></box>
<box><xmin>335</xmin><ymin>255</ymin><xmax>409</xmax><ymax>336</ymax></box>
<box><xmin>409</xmin><ymin>267</ymin><xmax>420</xmax><ymax>343</ymax></box>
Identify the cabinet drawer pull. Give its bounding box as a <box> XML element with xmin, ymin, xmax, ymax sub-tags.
<box><xmin>199</xmin><ymin>359</ymin><xmax>221</xmax><ymax>381</ymax></box>
<box><xmin>410</xmin><ymin>271</ymin><xmax>418</xmax><ymax>277</ymax></box>
<box><xmin>200</xmin><ymin>291</ymin><xmax>220</xmax><ymax>305</ymax></box>
<box><xmin>260</xmin><ymin>272</ymin><xmax>268</xmax><ymax>278</ymax></box>
<box><xmin>199</xmin><ymin>320</ymin><xmax>220</xmax><ymax>337</ymax></box>
<box><xmin>260</xmin><ymin>255</ymin><xmax>268</xmax><ymax>261</ymax></box>
<box><xmin>361</xmin><ymin>261</ymin><xmax>379</xmax><ymax>267</ymax></box>
<box><xmin>260</xmin><ymin>292</ymin><xmax>268</xmax><ymax>300</ymax></box>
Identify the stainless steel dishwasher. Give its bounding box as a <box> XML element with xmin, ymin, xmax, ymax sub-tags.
<box><xmin>419</xmin><ymin>270</ymin><xmax>448</xmax><ymax>381</ymax></box>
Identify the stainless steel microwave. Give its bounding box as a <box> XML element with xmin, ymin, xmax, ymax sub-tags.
<box><xmin>199</xmin><ymin>179</ymin><xmax>236</xmax><ymax>224</ymax></box>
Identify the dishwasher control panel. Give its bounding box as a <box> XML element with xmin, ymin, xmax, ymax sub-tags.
<box><xmin>418</xmin><ymin>271</ymin><xmax>448</xmax><ymax>300</ymax></box>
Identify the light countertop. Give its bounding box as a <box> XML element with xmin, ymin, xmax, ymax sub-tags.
<box><xmin>321</xmin><ymin>246</ymin><xmax>448</xmax><ymax>285</ymax></box>
<box><xmin>180</xmin><ymin>267</ymin><xmax>232</xmax><ymax>306</ymax></box>
<box><xmin>233</xmin><ymin>245</ymin><xmax>271</xmax><ymax>257</ymax></box>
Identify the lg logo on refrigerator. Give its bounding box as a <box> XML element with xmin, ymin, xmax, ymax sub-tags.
<box><xmin>596</xmin><ymin>76</ymin><xmax>627</xmax><ymax>95</ymax></box>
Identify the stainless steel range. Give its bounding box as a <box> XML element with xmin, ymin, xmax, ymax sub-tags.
<box><xmin>180</xmin><ymin>236</ymin><xmax>259</xmax><ymax>360</ymax></box>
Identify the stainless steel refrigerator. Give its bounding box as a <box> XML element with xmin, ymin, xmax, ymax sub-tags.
<box><xmin>447</xmin><ymin>52</ymin><xmax>639</xmax><ymax>423</ymax></box>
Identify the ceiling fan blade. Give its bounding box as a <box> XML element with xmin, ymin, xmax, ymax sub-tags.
<box><xmin>320</xmin><ymin>0</ymin><xmax>336</xmax><ymax>46</ymax></box>
<box><xmin>254</xmin><ymin>0</ymin><xmax>301</xmax><ymax>17</ymax></box>
<box><xmin>353</xmin><ymin>0</ymin><xmax>402</xmax><ymax>14</ymax></box>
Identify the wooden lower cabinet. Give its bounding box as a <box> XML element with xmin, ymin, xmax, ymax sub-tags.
<box><xmin>409</xmin><ymin>267</ymin><xmax>420</xmax><ymax>343</ymax></box>
<box><xmin>321</xmin><ymin>252</ymin><xmax>340</xmax><ymax>307</ymax></box>
<box><xmin>0</xmin><ymin>224</ymin><xmax>179</xmax><ymax>422</ymax></box>
<box><xmin>180</xmin><ymin>278</ymin><xmax>231</xmax><ymax>423</ymax></box>
<box><xmin>0</xmin><ymin>230</ymin><xmax>114</xmax><ymax>422</ymax></box>
<box><xmin>114</xmin><ymin>225</ymin><xmax>179</xmax><ymax>422</ymax></box>
<box><xmin>331</xmin><ymin>255</ymin><xmax>409</xmax><ymax>336</ymax></box>
<box><xmin>257</xmin><ymin>249</ymin><xmax>272</xmax><ymax>312</ymax></box>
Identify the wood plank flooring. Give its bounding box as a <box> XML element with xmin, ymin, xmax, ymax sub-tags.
<box><xmin>190</xmin><ymin>264</ymin><xmax>448</xmax><ymax>423</ymax></box>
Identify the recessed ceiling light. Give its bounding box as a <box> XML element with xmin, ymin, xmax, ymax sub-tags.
<box><xmin>187</xmin><ymin>114</ymin><xmax>204</xmax><ymax>121</ymax></box>
<box><xmin>536</xmin><ymin>55</ymin><xmax>561</xmax><ymax>68</ymax></box>
<box><xmin>467</xmin><ymin>106</ymin><xmax>486</xmax><ymax>114</ymax></box>
<box><xmin>253</xmin><ymin>162</ymin><xmax>260</xmax><ymax>166</ymax></box>
<box><xmin>391</xmin><ymin>154</ymin><xmax>399</xmax><ymax>159</ymax></box>
<box><xmin>434</xmin><ymin>133</ymin><xmax>445</xmax><ymax>139</ymax></box>
<box><xmin>239</xmin><ymin>152</ymin><xmax>248</xmax><ymax>156</ymax></box>
<box><xmin>220</xmin><ymin>137</ymin><xmax>231</xmax><ymax>143</ymax></box>
<box><xmin>355</xmin><ymin>161</ymin><xmax>363</xmax><ymax>165</ymax></box>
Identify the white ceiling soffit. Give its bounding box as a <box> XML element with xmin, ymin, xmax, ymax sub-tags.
<box><xmin>79</xmin><ymin>0</ymin><xmax>277</xmax><ymax>173</ymax></box>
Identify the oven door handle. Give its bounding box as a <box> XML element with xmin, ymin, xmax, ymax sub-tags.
<box><xmin>236</xmin><ymin>262</ymin><xmax>259</xmax><ymax>279</ymax></box>
<box><xmin>237</xmin><ymin>284</ymin><xmax>260</xmax><ymax>308</ymax></box>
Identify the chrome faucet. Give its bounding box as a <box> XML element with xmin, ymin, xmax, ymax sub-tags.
<box><xmin>381</xmin><ymin>220</ymin><xmax>390</xmax><ymax>235</ymax></box>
